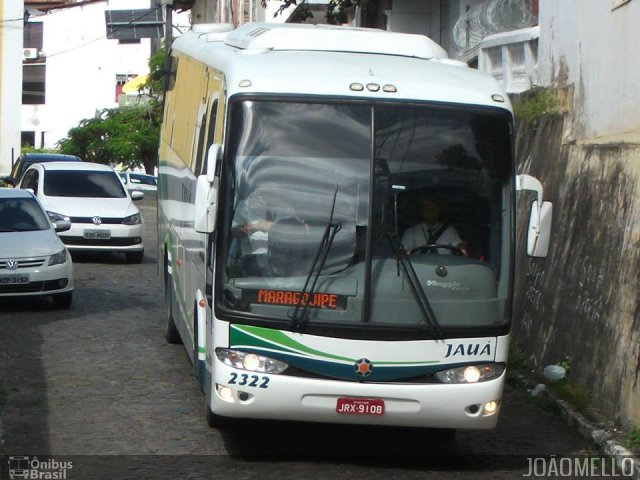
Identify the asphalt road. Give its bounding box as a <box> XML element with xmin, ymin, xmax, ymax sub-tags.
<box><xmin>0</xmin><ymin>193</ymin><xmax>595</xmax><ymax>479</ymax></box>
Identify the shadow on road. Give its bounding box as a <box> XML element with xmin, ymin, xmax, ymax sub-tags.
<box><xmin>0</xmin><ymin>296</ymin><xmax>52</xmax><ymax>455</ymax></box>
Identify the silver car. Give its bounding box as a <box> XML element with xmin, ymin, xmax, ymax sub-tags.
<box><xmin>0</xmin><ymin>188</ymin><xmax>74</xmax><ymax>308</ymax></box>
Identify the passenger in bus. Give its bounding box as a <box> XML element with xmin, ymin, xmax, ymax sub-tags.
<box><xmin>401</xmin><ymin>198</ymin><xmax>468</xmax><ymax>255</ymax></box>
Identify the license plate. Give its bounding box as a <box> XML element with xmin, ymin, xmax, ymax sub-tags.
<box><xmin>336</xmin><ymin>397</ymin><xmax>385</xmax><ymax>416</ymax></box>
<box><xmin>0</xmin><ymin>274</ymin><xmax>30</xmax><ymax>284</ymax></box>
<box><xmin>84</xmin><ymin>230</ymin><xmax>111</xmax><ymax>239</ymax></box>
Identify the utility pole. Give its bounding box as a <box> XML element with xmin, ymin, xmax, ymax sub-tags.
<box><xmin>150</xmin><ymin>0</ymin><xmax>162</xmax><ymax>55</ymax></box>
<box><xmin>162</xmin><ymin>0</ymin><xmax>174</xmax><ymax>53</ymax></box>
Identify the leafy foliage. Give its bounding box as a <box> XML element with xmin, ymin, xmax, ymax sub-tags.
<box><xmin>57</xmin><ymin>50</ymin><xmax>165</xmax><ymax>174</ymax></box>
<box><xmin>624</xmin><ymin>426</ymin><xmax>640</xmax><ymax>454</ymax></box>
<box><xmin>261</xmin><ymin>0</ymin><xmax>379</xmax><ymax>26</ymax></box>
<box><xmin>57</xmin><ymin>106</ymin><xmax>159</xmax><ymax>174</ymax></box>
<box><xmin>512</xmin><ymin>87</ymin><xmax>560</xmax><ymax>126</ymax></box>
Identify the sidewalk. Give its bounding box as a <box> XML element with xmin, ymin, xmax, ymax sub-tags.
<box><xmin>510</xmin><ymin>373</ymin><xmax>640</xmax><ymax>480</ymax></box>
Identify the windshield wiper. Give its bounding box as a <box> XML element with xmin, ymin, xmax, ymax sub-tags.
<box><xmin>386</xmin><ymin>233</ymin><xmax>442</xmax><ymax>337</ymax></box>
<box><xmin>290</xmin><ymin>186</ymin><xmax>341</xmax><ymax>331</ymax></box>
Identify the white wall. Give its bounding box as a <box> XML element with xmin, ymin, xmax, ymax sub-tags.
<box><xmin>1</xmin><ymin>1</ymin><xmax>25</xmax><ymax>175</ymax></box>
<box><xmin>538</xmin><ymin>0</ymin><xmax>640</xmax><ymax>140</ymax></box>
<box><xmin>384</xmin><ymin>0</ymin><xmax>464</xmax><ymax>58</ymax></box>
<box><xmin>21</xmin><ymin>0</ymin><xmax>155</xmax><ymax>149</ymax></box>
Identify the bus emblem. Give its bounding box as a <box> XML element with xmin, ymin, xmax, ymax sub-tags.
<box><xmin>354</xmin><ymin>358</ymin><xmax>373</xmax><ymax>377</ymax></box>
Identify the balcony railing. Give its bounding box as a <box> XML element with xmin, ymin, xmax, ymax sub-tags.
<box><xmin>478</xmin><ymin>25</ymin><xmax>539</xmax><ymax>94</ymax></box>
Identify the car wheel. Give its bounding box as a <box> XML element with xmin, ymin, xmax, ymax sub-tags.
<box><xmin>126</xmin><ymin>250</ymin><xmax>144</xmax><ymax>264</ymax></box>
<box><xmin>52</xmin><ymin>292</ymin><xmax>72</xmax><ymax>309</ymax></box>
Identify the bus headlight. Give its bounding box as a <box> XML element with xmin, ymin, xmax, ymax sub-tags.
<box><xmin>215</xmin><ymin>348</ymin><xmax>288</xmax><ymax>374</ymax></box>
<box><xmin>435</xmin><ymin>363</ymin><xmax>505</xmax><ymax>384</ymax></box>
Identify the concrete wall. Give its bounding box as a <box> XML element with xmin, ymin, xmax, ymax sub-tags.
<box><xmin>509</xmin><ymin>0</ymin><xmax>640</xmax><ymax>428</ymax></box>
<box><xmin>512</xmin><ymin>101</ymin><xmax>640</xmax><ymax>427</ymax></box>
<box><xmin>538</xmin><ymin>0</ymin><xmax>640</xmax><ymax>140</ymax></box>
<box><xmin>0</xmin><ymin>0</ymin><xmax>25</xmax><ymax>175</ymax></box>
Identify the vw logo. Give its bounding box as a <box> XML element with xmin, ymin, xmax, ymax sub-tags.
<box><xmin>6</xmin><ymin>260</ymin><xmax>18</xmax><ymax>270</ymax></box>
<box><xmin>92</xmin><ymin>216</ymin><xmax>102</xmax><ymax>225</ymax></box>
<box><xmin>354</xmin><ymin>358</ymin><xmax>373</xmax><ymax>377</ymax></box>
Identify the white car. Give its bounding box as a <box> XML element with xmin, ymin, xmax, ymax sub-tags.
<box><xmin>0</xmin><ymin>188</ymin><xmax>74</xmax><ymax>308</ymax></box>
<box><xmin>118</xmin><ymin>171</ymin><xmax>158</xmax><ymax>192</ymax></box>
<box><xmin>19</xmin><ymin>161</ymin><xmax>145</xmax><ymax>263</ymax></box>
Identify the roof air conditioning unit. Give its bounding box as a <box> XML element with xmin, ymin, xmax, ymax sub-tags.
<box><xmin>23</xmin><ymin>48</ymin><xmax>38</xmax><ymax>60</ymax></box>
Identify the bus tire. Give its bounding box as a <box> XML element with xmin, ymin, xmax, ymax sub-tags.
<box><xmin>434</xmin><ymin>428</ymin><xmax>457</xmax><ymax>441</ymax></box>
<box><xmin>194</xmin><ymin>305</ymin><xmax>206</xmax><ymax>392</ymax></box>
<box><xmin>165</xmin><ymin>256</ymin><xmax>181</xmax><ymax>345</ymax></box>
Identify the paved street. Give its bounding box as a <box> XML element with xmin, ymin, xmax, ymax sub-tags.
<box><xmin>0</xmin><ymin>193</ymin><xmax>595</xmax><ymax>479</ymax></box>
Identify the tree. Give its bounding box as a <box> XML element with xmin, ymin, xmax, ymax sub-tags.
<box><xmin>57</xmin><ymin>105</ymin><xmax>159</xmax><ymax>174</ymax></box>
<box><xmin>262</xmin><ymin>0</ymin><xmax>381</xmax><ymax>27</ymax></box>
<box><xmin>57</xmin><ymin>50</ymin><xmax>165</xmax><ymax>175</ymax></box>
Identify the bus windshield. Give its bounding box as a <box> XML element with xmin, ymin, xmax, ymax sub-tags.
<box><xmin>217</xmin><ymin>99</ymin><xmax>513</xmax><ymax>337</ymax></box>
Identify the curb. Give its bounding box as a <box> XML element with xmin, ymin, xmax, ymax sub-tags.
<box><xmin>510</xmin><ymin>373</ymin><xmax>640</xmax><ymax>480</ymax></box>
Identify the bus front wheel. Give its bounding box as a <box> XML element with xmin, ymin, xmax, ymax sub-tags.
<box><xmin>164</xmin><ymin>255</ymin><xmax>181</xmax><ymax>345</ymax></box>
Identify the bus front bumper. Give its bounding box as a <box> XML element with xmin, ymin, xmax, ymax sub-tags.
<box><xmin>208</xmin><ymin>362</ymin><xmax>505</xmax><ymax>430</ymax></box>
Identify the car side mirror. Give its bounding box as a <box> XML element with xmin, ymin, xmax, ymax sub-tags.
<box><xmin>53</xmin><ymin>219</ymin><xmax>72</xmax><ymax>233</ymax></box>
<box><xmin>131</xmin><ymin>190</ymin><xmax>144</xmax><ymax>201</ymax></box>
<box><xmin>2</xmin><ymin>176</ymin><xmax>16</xmax><ymax>187</ymax></box>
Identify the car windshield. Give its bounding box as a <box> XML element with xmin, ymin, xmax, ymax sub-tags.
<box><xmin>44</xmin><ymin>170</ymin><xmax>127</xmax><ymax>198</ymax></box>
<box><xmin>0</xmin><ymin>198</ymin><xmax>51</xmax><ymax>232</ymax></box>
<box><xmin>217</xmin><ymin>99</ymin><xmax>513</xmax><ymax>337</ymax></box>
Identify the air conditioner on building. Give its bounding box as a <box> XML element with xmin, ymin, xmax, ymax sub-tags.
<box><xmin>23</xmin><ymin>48</ymin><xmax>38</xmax><ymax>60</ymax></box>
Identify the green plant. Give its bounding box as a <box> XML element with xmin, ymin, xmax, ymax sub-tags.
<box><xmin>513</xmin><ymin>87</ymin><xmax>560</xmax><ymax>126</ymax></box>
<box><xmin>20</xmin><ymin>145</ymin><xmax>58</xmax><ymax>155</ymax></box>
<box><xmin>623</xmin><ymin>426</ymin><xmax>640</xmax><ymax>454</ymax></box>
<box><xmin>508</xmin><ymin>339</ymin><xmax>528</xmax><ymax>370</ymax></box>
<box><xmin>547</xmin><ymin>380</ymin><xmax>591</xmax><ymax>413</ymax></box>
<box><xmin>558</xmin><ymin>355</ymin><xmax>571</xmax><ymax>375</ymax></box>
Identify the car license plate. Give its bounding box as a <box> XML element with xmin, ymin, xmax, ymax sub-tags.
<box><xmin>84</xmin><ymin>230</ymin><xmax>111</xmax><ymax>239</ymax></box>
<box><xmin>336</xmin><ymin>397</ymin><xmax>385</xmax><ymax>416</ymax></box>
<box><xmin>0</xmin><ymin>274</ymin><xmax>30</xmax><ymax>284</ymax></box>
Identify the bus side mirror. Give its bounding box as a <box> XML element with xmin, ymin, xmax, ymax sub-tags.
<box><xmin>527</xmin><ymin>200</ymin><xmax>552</xmax><ymax>258</ymax></box>
<box><xmin>516</xmin><ymin>174</ymin><xmax>552</xmax><ymax>258</ymax></box>
<box><xmin>194</xmin><ymin>175</ymin><xmax>219</xmax><ymax>233</ymax></box>
<box><xmin>206</xmin><ymin>144</ymin><xmax>222</xmax><ymax>183</ymax></box>
<box><xmin>195</xmin><ymin>143</ymin><xmax>223</xmax><ymax>233</ymax></box>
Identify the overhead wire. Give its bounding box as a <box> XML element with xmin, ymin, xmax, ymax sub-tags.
<box><xmin>2</xmin><ymin>4</ymin><xmax>163</xmax><ymax>58</ymax></box>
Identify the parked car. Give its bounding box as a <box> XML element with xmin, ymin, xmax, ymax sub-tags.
<box><xmin>18</xmin><ymin>162</ymin><xmax>145</xmax><ymax>263</ymax></box>
<box><xmin>2</xmin><ymin>152</ymin><xmax>82</xmax><ymax>186</ymax></box>
<box><xmin>117</xmin><ymin>171</ymin><xmax>157</xmax><ymax>192</ymax></box>
<box><xmin>0</xmin><ymin>188</ymin><xmax>74</xmax><ymax>308</ymax></box>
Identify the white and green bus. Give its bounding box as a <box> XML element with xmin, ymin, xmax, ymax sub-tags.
<box><xmin>158</xmin><ymin>22</ymin><xmax>552</xmax><ymax>430</ymax></box>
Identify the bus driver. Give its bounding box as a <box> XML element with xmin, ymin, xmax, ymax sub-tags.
<box><xmin>401</xmin><ymin>198</ymin><xmax>468</xmax><ymax>255</ymax></box>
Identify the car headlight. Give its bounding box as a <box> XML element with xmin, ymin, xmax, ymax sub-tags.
<box><xmin>49</xmin><ymin>249</ymin><xmax>68</xmax><ymax>266</ymax></box>
<box><xmin>47</xmin><ymin>211</ymin><xmax>70</xmax><ymax>222</ymax></box>
<box><xmin>122</xmin><ymin>213</ymin><xmax>142</xmax><ymax>225</ymax></box>
<box><xmin>435</xmin><ymin>363</ymin><xmax>505</xmax><ymax>384</ymax></box>
<box><xmin>215</xmin><ymin>348</ymin><xmax>288</xmax><ymax>374</ymax></box>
